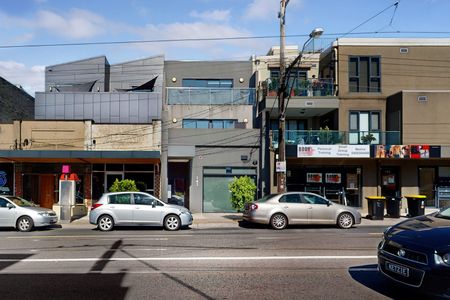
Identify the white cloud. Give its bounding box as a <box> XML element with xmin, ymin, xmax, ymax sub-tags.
<box><xmin>243</xmin><ymin>0</ymin><xmax>304</xmax><ymax>21</ymax></box>
<box><xmin>190</xmin><ymin>9</ymin><xmax>231</xmax><ymax>22</ymax></box>
<box><xmin>35</xmin><ymin>9</ymin><xmax>107</xmax><ymax>39</ymax></box>
<box><xmin>0</xmin><ymin>61</ymin><xmax>44</xmax><ymax>96</ymax></box>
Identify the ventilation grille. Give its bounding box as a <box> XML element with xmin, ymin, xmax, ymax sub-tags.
<box><xmin>400</xmin><ymin>48</ymin><xmax>409</xmax><ymax>54</ymax></box>
<box><xmin>417</xmin><ymin>95</ymin><xmax>428</xmax><ymax>102</ymax></box>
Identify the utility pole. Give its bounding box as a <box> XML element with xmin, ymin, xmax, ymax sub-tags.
<box><xmin>277</xmin><ymin>0</ymin><xmax>288</xmax><ymax>193</ymax></box>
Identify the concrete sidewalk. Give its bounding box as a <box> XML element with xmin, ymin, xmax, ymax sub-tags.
<box><xmin>63</xmin><ymin>210</ymin><xmax>424</xmax><ymax>229</ymax></box>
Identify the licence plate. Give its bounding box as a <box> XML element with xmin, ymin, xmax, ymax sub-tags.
<box><xmin>385</xmin><ymin>261</ymin><xmax>409</xmax><ymax>277</ymax></box>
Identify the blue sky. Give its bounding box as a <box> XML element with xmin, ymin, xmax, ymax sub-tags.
<box><xmin>1</xmin><ymin>0</ymin><xmax>449</xmax><ymax>95</ymax></box>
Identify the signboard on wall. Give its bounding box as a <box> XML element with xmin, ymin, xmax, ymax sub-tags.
<box><xmin>325</xmin><ymin>173</ymin><xmax>342</xmax><ymax>184</ymax></box>
<box><xmin>298</xmin><ymin>145</ymin><xmax>370</xmax><ymax>158</ymax></box>
<box><xmin>307</xmin><ymin>173</ymin><xmax>322</xmax><ymax>183</ymax></box>
<box><xmin>375</xmin><ymin>145</ymin><xmax>440</xmax><ymax>158</ymax></box>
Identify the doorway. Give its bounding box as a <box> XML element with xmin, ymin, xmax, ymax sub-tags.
<box><xmin>419</xmin><ymin>167</ymin><xmax>436</xmax><ymax>207</ymax></box>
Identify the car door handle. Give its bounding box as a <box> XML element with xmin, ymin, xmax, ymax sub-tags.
<box><xmin>110</xmin><ymin>206</ymin><xmax>115</xmax><ymax>209</ymax></box>
<box><xmin>308</xmin><ymin>206</ymin><xmax>313</xmax><ymax>209</ymax></box>
<box><xmin>134</xmin><ymin>207</ymin><xmax>140</xmax><ymax>209</ymax></box>
<box><xmin>283</xmin><ymin>206</ymin><xmax>289</xmax><ymax>209</ymax></box>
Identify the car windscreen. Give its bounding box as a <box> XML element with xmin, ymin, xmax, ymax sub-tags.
<box><xmin>436</xmin><ymin>206</ymin><xmax>450</xmax><ymax>219</ymax></box>
<box><xmin>6</xmin><ymin>197</ymin><xmax>35</xmax><ymax>207</ymax></box>
<box><xmin>256</xmin><ymin>194</ymin><xmax>278</xmax><ymax>203</ymax></box>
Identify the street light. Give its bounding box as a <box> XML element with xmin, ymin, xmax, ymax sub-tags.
<box><xmin>276</xmin><ymin>26</ymin><xmax>324</xmax><ymax>193</ymax></box>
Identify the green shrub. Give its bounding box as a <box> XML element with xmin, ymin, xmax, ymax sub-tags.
<box><xmin>109</xmin><ymin>179</ymin><xmax>139</xmax><ymax>192</ymax></box>
<box><xmin>228</xmin><ymin>176</ymin><xmax>256</xmax><ymax>212</ymax></box>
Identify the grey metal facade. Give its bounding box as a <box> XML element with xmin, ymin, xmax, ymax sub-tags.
<box><xmin>35</xmin><ymin>55</ymin><xmax>164</xmax><ymax>123</ymax></box>
<box><xmin>35</xmin><ymin>92</ymin><xmax>161</xmax><ymax>123</ymax></box>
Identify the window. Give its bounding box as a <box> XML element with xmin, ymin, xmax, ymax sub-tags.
<box><xmin>182</xmin><ymin>119</ymin><xmax>237</xmax><ymax>129</ymax></box>
<box><xmin>0</xmin><ymin>198</ymin><xmax>8</xmax><ymax>208</ymax></box>
<box><xmin>279</xmin><ymin>193</ymin><xmax>302</xmax><ymax>203</ymax></box>
<box><xmin>133</xmin><ymin>193</ymin><xmax>155</xmax><ymax>205</ymax></box>
<box><xmin>349</xmin><ymin>56</ymin><xmax>380</xmax><ymax>92</ymax></box>
<box><xmin>108</xmin><ymin>194</ymin><xmax>131</xmax><ymax>205</ymax></box>
<box><xmin>182</xmin><ymin>79</ymin><xmax>233</xmax><ymax>88</ymax></box>
<box><xmin>349</xmin><ymin>111</ymin><xmax>381</xmax><ymax>144</ymax></box>
<box><xmin>302</xmin><ymin>194</ymin><xmax>328</xmax><ymax>205</ymax></box>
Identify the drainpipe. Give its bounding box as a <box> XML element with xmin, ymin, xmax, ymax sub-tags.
<box><xmin>19</xmin><ymin>120</ymin><xmax>22</xmax><ymax>150</ymax></box>
<box><xmin>333</xmin><ymin>47</ymin><xmax>339</xmax><ymax>97</ymax></box>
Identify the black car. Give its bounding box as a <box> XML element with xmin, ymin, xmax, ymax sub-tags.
<box><xmin>378</xmin><ymin>206</ymin><xmax>450</xmax><ymax>298</ymax></box>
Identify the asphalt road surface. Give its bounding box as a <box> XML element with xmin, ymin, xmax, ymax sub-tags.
<box><xmin>0</xmin><ymin>224</ymin><xmax>424</xmax><ymax>300</ymax></box>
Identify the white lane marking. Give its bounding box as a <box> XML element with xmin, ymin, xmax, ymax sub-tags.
<box><xmin>0</xmin><ymin>255</ymin><xmax>377</xmax><ymax>263</ymax></box>
<box><xmin>257</xmin><ymin>237</ymin><xmax>284</xmax><ymax>240</ymax></box>
<box><xmin>129</xmin><ymin>249</ymin><xmax>168</xmax><ymax>251</ymax></box>
<box><xmin>100</xmin><ymin>238</ymin><xmax>168</xmax><ymax>241</ymax></box>
<box><xmin>7</xmin><ymin>235</ymin><xmax>192</xmax><ymax>239</ymax></box>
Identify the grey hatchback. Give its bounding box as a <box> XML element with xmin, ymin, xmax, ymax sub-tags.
<box><xmin>89</xmin><ymin>192</ymin><xmax>193</xmax><ymax>231</ymax></box>
<box><xmin>0</xmin><ymin>195</ymin><xmax>58</xmax><ymax>232</ymax></box>
<box><xmin>243</xmin><ymin>192</ymin><xmax>361</xmax><ymax>230</ymax></box>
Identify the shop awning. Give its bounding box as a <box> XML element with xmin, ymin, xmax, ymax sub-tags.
<box><xmin>0</xmin><ymin>150</ymin><xmax>160</xmax><ymax>164</ymax></box>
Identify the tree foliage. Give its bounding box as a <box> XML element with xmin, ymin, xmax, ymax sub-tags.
<box><xmin>109</xmin><ymin>179</ymin><xmax>139</xmax><ymax>192</ymax></box>
<box><xmin>228</xmin><ymin>176</ymin><xmax>256</xmax><ymax>212</ymax></box>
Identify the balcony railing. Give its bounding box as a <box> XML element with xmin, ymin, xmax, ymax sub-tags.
<box><xmin>271</xmin><ymin>130</ymin><xmax>401</xmax><ymax>146</ymax></box>
<box><xmin>267</xmin><ymin>78</ymin><xmax>334</xmax><ymax>97</ymax></box>
<box><xmin>167</xmin><ymin>87</ymin><xmax>256</xmax><ymax>105</ymax></box>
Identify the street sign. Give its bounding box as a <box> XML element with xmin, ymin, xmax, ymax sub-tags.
<box><xmin>276</xmin><ymin>161</ymin><xmax>286</xmax><ymax>173</ymax></box>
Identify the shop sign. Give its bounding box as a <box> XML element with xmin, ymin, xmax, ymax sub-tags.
<box><xmin>307</xmin><ymin>173</ymin><xmax>322</xmax><ymax>183</ymax></box>
<box><xmin>276</xmin><ymin>161</ymin><xmax>286</xmax><ymax>173</ymax></box>
<box><xmin>325</xmin><ymin>173</ymin><xmax>341</xmax><ymax>184</ymax></box>
<box><xmin>297</xmin><ymin>145</ymin><xmax>370</xmax><ymax>158</ymax></box>
<box><xmin>375</xmin><ymin>145</ymin><xmax>439</xmax><ymax>158</ymax></box>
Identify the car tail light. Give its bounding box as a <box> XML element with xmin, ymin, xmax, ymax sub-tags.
<box><xmin>91</xmin><ymin>203</ymin><xmax>103</xmax><ymax>210</ymax></box>
<box><xmin>250</xmin><ymin>203</ymin><xmax>258</xmax><ymax>210</ymax></box>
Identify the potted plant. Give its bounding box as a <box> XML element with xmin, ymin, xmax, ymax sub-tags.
<box><xmin>360</xmin><ymin>133</ymin><xmax>376</xmax><ymax>144</ymax></box>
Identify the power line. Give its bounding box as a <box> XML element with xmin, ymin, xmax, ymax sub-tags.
<box><xmin>4</xmin><ymin>30</ymin><xmax>450</xmax><ymax>50</ymax></box>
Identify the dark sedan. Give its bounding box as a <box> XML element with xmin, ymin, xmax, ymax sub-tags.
<box><xmin>378</xmin><ymin>206</ymin><xmax>450</xmax><ymax>298</ymax></box>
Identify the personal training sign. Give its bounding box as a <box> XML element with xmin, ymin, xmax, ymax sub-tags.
<box><xmin>297</xmin><ymin>145</ymin><xmax>370</xmax><ymax>158</ymax></box>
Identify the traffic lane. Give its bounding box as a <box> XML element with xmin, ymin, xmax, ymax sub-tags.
<box><xmin>0</xmin><ymin>258</ymin><xmax>418</xmax><ymax>300</ymax></box>
<box><xmin>0</xmin><ymin>233</ymin><xmax>383</xmax><ymax>260</ymax></box>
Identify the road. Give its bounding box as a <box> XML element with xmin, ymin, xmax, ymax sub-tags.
<box><xmin>0</xmin><ymin>223</ymin><xmax>420</xmax><ymax>300</ymax></box>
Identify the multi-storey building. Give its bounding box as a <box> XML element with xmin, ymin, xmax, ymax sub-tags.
<box><xmin>0</xmin><ymin>56</ymin><xmax>163</xmax><ymax>215</ymax></box>
<box><xmin>258</xmin><ymin>38</ymin><xmax>450</xmax><ymax>212</ymax></box>
<box><xmin>162</xmin><ymin>60</ymin><xmax>258</xmax><ymax>212</ymax></box>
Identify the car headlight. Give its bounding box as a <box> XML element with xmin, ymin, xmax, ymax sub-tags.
<box><xmin>383</xmin><ymin>226</ymin><xmax>392</xmax><ymax>234</ymax></box>
<box><xmin>38</xmin><ymin>212</ymin><xmax>50</xmax><ymax>217</ymax></box>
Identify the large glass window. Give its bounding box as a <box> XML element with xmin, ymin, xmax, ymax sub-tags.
<box><xmin>349</xmin><ymin>111</ymin><xmax>381</xmax><ymax>144</ymax></box>
<box><xmin>182</xmin><ymin>119</ymin><xmax>237</xmax><ymax>129</ymax></box>
<box><xmin>182</xmin><ymin>79</ymin><xmax>233</xmax><ymax>88</ymax></box>
<box><xmin>349</xmin><ymin>56</ymin><xmax>381</xmax><ymax>93</ymax></box>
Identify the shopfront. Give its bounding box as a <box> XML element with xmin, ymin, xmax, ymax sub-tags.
<box><xmin>0</xmin><ymin>163</ymin><xmax>14</xmax><ymax>195</ymax></box>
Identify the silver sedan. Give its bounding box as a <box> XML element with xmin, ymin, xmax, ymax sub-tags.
<box><xmin>0</xmin><ymin>196</ymin><xmax>58</xmax><ymax>232</ymax></box>
<box><xmin>243</xmin><ymin>192</ymin><xmax>361</xmax><ymax>230</ymax></box>
<box><xmin>89</xmin><ymin>192</ymin><xmax>193</xmax><ymax>231</ymax></box>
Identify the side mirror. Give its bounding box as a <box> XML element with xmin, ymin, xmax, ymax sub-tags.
<box><xmin>152</xmin><ymin>201</ymin><xmax>156</xmax><ymax>208</ymax></box>
<box><xmin>6</xmin><ymin>203</ymin><xmax>14</xmax><ymax>209</ymax></box>
<box><xmin>327</xmin><ymin>201</ymin><xmax>331</xmax><ymax>207</ymax></box>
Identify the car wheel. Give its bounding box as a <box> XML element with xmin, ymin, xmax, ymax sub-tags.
<box><xmin>270</xmin><ymin>213</ymin><xmax>287</xmax><ymax>230</ymax></box>
<box><xmin>337</xmin><ymin>212</ymin><xmax>354</xmax><ymax>229</ymax></box>
<box><xmin>17</xmin><ymin>216</ymin><xmax>34</xmax><ymax>232</ymax></box>
<box><xmin>97</xmin><ymin>215</ymin><xmax>114</xmax><ymax>231</ymax></box>
<box><xmin>164</xmin><ymin>214</ymin><xmax>181</xmax><ymax>231</ymax></box>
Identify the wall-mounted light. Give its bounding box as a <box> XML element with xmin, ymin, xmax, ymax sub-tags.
<box><xmin>171</xmin><ymin>77</ymin><xmax>177</xmax><ymax>83</ymax></box>
<box><xmin>239</xmin><ymin>77</ymin><xmax>244</xmax><ymax>83</ymax></box>
<box><xmin>243</xmin><ymin>118</ymin><xmax>248</xmax><ymax>123</ymax></box>
<box><xmin>172</xmin><ymin>118</ymin><xmax>177</xmax><ymax>123</ymax></box>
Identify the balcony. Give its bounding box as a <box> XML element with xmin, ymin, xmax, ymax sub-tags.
<box><xmin>267</xmin><ymin>78</ymin><xmax>334</xmax><ymax>97</ymax></box>
<box><xmin>167</xmin><ymin>87</ymin><xmax>256</xmax><ymax>105</ymax></box>
<box><xmin>271</xmin><ymin>130</ymin><xmax>401</xmax><ymax>146</ymax></box>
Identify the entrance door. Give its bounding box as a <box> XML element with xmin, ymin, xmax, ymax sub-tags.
<box><xmin>106</xmin><ymin>173</ymin><xmax>123</xmax><ymax>193</ymax></box>
<box><xmin>40</xmin><ymin>175</ymin><xmax>55</xmax><ymax>209</ymax></box>
<box><xmin>380</xmin><ymin>167</ymin><xmax>400</xmax><ymax>198</ymax></box>
<box><xmin>419</xmin><ymin>167</ymin><xmax>436</xmax><ymax>207</ymax></box>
